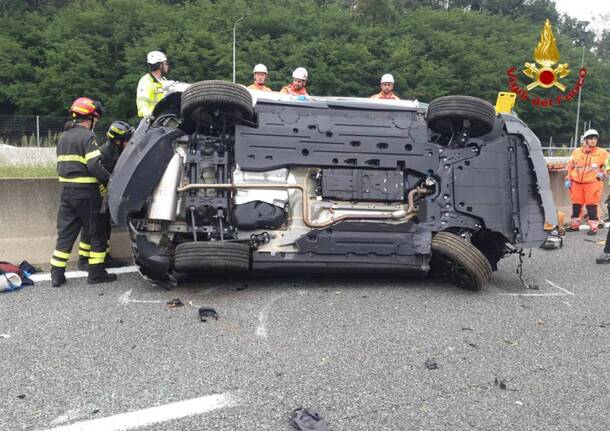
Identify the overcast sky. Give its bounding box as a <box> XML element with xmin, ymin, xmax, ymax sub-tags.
<box><xmin>554</xmin><ymin>0</ymin><xmax>610</xmax><ymax>34</ymax></box>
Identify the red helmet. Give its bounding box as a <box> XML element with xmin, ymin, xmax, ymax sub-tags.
<box><xmin>69</xmin><ymin>97</ymin><xmax>104</xmax><ymax>118</ymax></box>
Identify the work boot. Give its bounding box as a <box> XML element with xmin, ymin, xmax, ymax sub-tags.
<box><xmin>595</xmin><ymin>253</ymin><xmax>610</xmax><ymax>264</ymax></box>
<box><xmin>104</xmin><ymin>254</ymin><xmax>127</xmax><ymax>268</ymax></box>
<box><xmin>51</xmin><ymin>268</ymin><xmax>66</xmax><ymax>288</ymax></box>
<box><xmin>568</xmin><ymin>218</ymin><xmax>581</xmax><ymax>231</ymax></box>
<box><xmin>77</xmin><ymin>256</ymin><xmax>89</xmax><ymax>271</ymax></box>
<box><xmin>87</xmin><ymin>265</ymin><xmax>117</xmax><ymax>285</ymax></box>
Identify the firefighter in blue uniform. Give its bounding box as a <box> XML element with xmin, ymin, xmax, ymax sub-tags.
<box><xmin>50</xmin><ymin>97</ymin><xmax>118</xmax><ymax>287</ymax></box>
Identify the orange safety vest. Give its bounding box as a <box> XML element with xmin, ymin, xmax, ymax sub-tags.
<box><xmin>247</xmin><ymin>83</ymin><xmax>272</xmax><ymax>92</ymax></box>
<box><xmin>370</xmin><ymin>91</ymin><xmax>399</xmax><ymax>100</ymax></box>
<box><xmin>280</xmin><ymin>84</ymin><xmax>308</xmax><ymax>96</ymax></box>
<box><xmin>567</xmin><ymin>146</ymin><xmax>609</xmax><ymax>183</ymax></box>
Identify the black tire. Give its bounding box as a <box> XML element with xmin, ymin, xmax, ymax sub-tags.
<box><xmin>181</xmin><ymin>80</ymin><xmax>253</xmax><ymax>127</ymax></box>
<box><xmin>430</xmin><ymin>231</ymin><xmax>493</xmax><ymax>290</ymax></box>
<box><xmin>427</xmin><ymin>95</ymin><xmax>496</xmax><ymax>138</ymax></box>
<box><xmin>174</xmin><ymin>241</ymin><xmax>250</xmax><ymax>273</ymax></box>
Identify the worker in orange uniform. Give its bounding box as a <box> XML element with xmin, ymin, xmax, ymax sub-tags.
<box><xmin>247</xmin><ymin>64</ymin><xmax>273</xmax><ymax>92</ymax></box>
<box><xmin>370</xmin><ymin>74</ymin><xmax>400</xmax><ymax>100</ymax></box>
<box><xmin>280</xmin><ymin>67</ymin><xmax>308</xmax><ymax>96</ymax></box>
<box><xmin>565</xmin><ymin>129</ymin><xmax>608</xmax><ymax>235</ymax></box>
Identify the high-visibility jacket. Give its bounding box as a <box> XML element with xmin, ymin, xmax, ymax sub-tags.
<box><xmin>280</xmin><ymin>83</ymin><xmax>308</xmax><ymax>96</ymax></box>
<box><xmin>56</xmin><ymin>125</ymin><xmax>110</xmax><ymax>186</ymax></box>
<box><xmin>247</xmin><ymin>83</ymin><xmax>273</xmax><ymax>92</ymax></box>
<box><xmin>566</xmin><ymin>146</ymin><xmax>609</xmax><ymax>184</ymax></box>
<box><xmin>370</xmin><ymin>91</ymin><xmax>400</xmax><ymax>100</ymax></box>
<box><xmin>136</xmin><ymin>73</ymin><xmax>167</xmax><ymax>117</ymax></box>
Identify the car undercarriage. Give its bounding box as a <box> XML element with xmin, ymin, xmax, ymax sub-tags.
<box><xmin>108</xmin><ymin>81</ymin><xmax>556</xmax><ymax>290</ymax></box>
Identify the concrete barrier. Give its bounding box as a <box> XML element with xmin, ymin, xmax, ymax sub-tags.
<box><xmin>0</xmin><ymin>174</ymin><xmax>608</xmax><ymax>266</ymax></box>
<box><xmin>0</xmin><ymin>146</ymin><xmax>56</xmax><ymax>166</ymax></box>
<box><xmin>0</xmin><ymin>178</ymin><xmax>131</xmax><ymax>267</ymax></box>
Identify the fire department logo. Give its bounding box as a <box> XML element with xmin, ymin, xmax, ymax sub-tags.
<box><xmin>505</xmin><ymin>19</ymin><xmax>586</xmax><ymax>108</ymax></box>
<box><xmin>523</xmin><ymin>19</ymin><xmax>569</xmax><ymax>91</ymax></box>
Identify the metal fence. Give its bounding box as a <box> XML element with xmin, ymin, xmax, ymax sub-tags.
<box><xmin>540</xmin><ymin>145</ymin><xmax>610</xmax><ymax>157</ymax></box>
<box><xmin>0</xmin><ymin>115</ymin><xmax>126</xmax><ymax>147</ymax></box>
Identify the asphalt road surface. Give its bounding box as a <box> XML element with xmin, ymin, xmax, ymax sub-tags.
<box><xmin>1</xmin><ymin>230</ymin><xmax>609</xmax><ymax>431</ymax></box>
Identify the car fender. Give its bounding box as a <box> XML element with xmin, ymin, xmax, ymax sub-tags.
<box><xmin>108</xmin><ymin>124</ymin><xmax>185</xmax><ymax>228</ymax></box>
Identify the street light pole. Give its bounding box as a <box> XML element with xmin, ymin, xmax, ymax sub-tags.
<box><xmin>232</xmin><ymin>16</ymin><xmax>246</xmax><ymax>83</ymax></box>
<box><xmin>573</xmin><ymin>45</ymin><xmax>585</xmax><ymax>148</ymax></box>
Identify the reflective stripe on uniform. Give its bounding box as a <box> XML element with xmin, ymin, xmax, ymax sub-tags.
<box><xmin>79</xmin><ymin>242</ymin><xmax>91</xmax><ymax>257</ymax></box>
<box><xmin>58</xmin><ymin>176</ymin><xmax>97</xmax><ymax>183</ymax></box>
<box><xmin>53</xmin><ymin>250</ymin><xmax>71</xmax><ymax>259</ymax></box>
<box><xmin>89</xmin><ymin>251</ymin><xmax>106</xmax><ymax>265</ymax></box>
<box><xmin>57</xmin><ymin>155</ymin><xmax>87</xmax><ymax>164</ymax></box>
<box><xmin>50</xmin><ymin>258</ymin><xmax>67</xmax><ymax>268</ymax></box>
<box><xmin>85</xmin><ymin>149</ymin><xmax>101</xmax><ymax>161</ymax></box>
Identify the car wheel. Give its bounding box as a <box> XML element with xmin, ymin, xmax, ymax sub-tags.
<box><xmin>174</xmin><ymin>241</ymin><xmax>250</xmax><ymax>273</ymax></box>
<box><xmin>181</xmin><ymin>80</ymin><xmax>254</xmax><ymax>127</ymax></box>
<box><xmin>430</xmin><ymin>231</ymin><xmax>493</xmax><ymax>290</ymax></box>
<box><xmin>427</xmin><ymin>95</ymin><xmax>496</xmax><ymax>138</ymax></box>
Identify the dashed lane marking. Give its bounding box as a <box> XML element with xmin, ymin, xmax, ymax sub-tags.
<box><xmin>40</xmin><ymin>392</ymin><xmax>237</xmax><ymax>431</ymax></box>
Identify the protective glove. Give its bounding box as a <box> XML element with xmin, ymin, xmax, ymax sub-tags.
<box><xmin>564</xmin><ymin>179</ymin><xmax>571</xmax><ymax>189</ymax></box>
<box><xmin>596</xmin><ymin>171</ymin><xmax>605</xmax><ymax>181</ymax></box>
<box><xmin>162</xmin><ymin>80</ymin><xmax>177</xmax><ymax>91</ymax></box>
<box><xmin>99</xmin><ymin>184</ymin><xmax>107</xmax><ymax>197</ymax></box>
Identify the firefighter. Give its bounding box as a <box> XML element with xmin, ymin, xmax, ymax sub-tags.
<box><xmin>565</xmin><ymin>129</ymin><xmax>608</xmax><ymax>235</ymax></box>
<box><xmin>50</xmin><ymin>97</ymin><xmax>117</xmax><ymax>287</ymax></box>
<box><xmin>370</xmin><ymin>74</ymin><xmax>400</xmax><ymax>100</ymax></box>
<box><xmin>78</xmin><ymin>121</ymin><xmax>134</xmax><ymax>271</ymax></box>
<box><xmin>280</xmin><ymin>67</ymin><xmax>309</xmax><ymax>96</ymax></box>
<box><xmin>247</xmin><ymin>64</ymin><xmax>272</xmax><ymax>92</ymax></box>
<box><xmin>137</xmin><ymin>50</ymin><xmax>170</xmax><ymax>118</ymax></box>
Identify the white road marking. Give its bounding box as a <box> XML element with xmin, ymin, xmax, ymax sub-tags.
<box><xmin>499</xmin><ymin>279</ymin><xmax>575</xmax><ymax>297</ymax></box>
<box><xmin>118</xmin><ymin>289</ymin><xmax>133</xmax><ymax>305</ymax></box>
<box><xmin>544</xmin><ymin>279</ymin><xmax>575</xmax><ymax>295</ymax></box>
<box><xmin>256</xmin><ymin>310</ymin><xmax>268</xmax><ymax>338</ymax></box>
<box><xmin>256</xmin><ymin>293</ymin><xmax>288</xmax><ymax>339</ymax></box>
<box><xmin>41</xmin><ymin>392</ymin><xmax>236</xmax><ymax>431</ymax></box>
<box><xmin>49</xmin><ymin>409</ymin><xmax>83</xmax><ymax>426</ymax></box>
<box><xmin>30</xmin><ymin>266</ymin><xmax>138</xmax><ymax>283</ymax></box>
<box><xmin>118</xmin><ymin>289</ymin><xmax>163</xmax><ymax>305</ymax></box>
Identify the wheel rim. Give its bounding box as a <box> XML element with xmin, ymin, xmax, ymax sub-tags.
<box><xmin>432</xmin><ymin>254</ymin><xmax>478</xmax><ymax>290</ymax></box>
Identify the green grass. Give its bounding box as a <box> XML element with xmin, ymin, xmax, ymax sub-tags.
<box><xmin>0</xmin><ymin>164</ymin><xmax>57</xmax><ymax>178</ymax></box>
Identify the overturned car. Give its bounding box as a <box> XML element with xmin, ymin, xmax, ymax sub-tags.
<box><xmin>108</xmin><ymin>81</ymin><xmax>556</xmax><ymax>290</ymax></box>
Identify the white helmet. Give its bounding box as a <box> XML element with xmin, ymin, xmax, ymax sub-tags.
<box><xmin>583</xmin><ymin>129</ymin><xmax>599</xmax><ymax>139</ymax></box>
<box><xmin>292</xmin><ymin>67</ymin><xmax>308</xmax><ymax>80</ymax></box>
<box><xmin>253</xmin><ymin>64</ymin><xmax>268</xmax><ymax>74</ymax></box>
<box><xmin>381</xmin><ymin>73</ymin><xmax>395</xmax><ymax>84</ymax></box>
<box><xmin>147</xmin><ymin>51</ymin><xmax>167</xmax><ymax>65</ymax></box>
